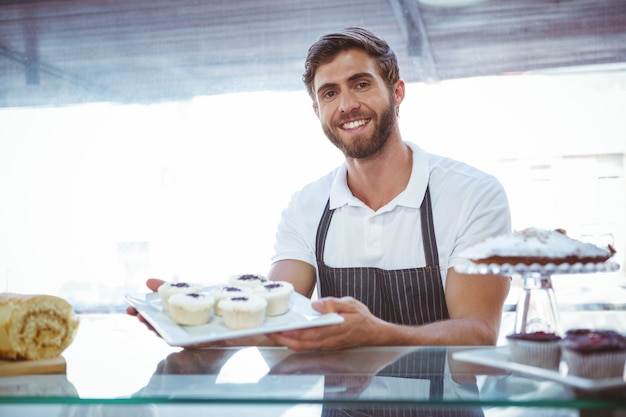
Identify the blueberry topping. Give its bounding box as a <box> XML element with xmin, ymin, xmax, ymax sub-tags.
<box><xmin>237</xmin><ymin>274</ymin><xmax>263</xmax><ymax>281</ymax></box>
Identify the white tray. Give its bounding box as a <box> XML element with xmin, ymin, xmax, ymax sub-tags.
<box><xmin>125</xmin><ymin>289</ymin><xmax>344</xmax><ymax>347</ymax></box>
<box><xmin>453</xmin><ymin>347</ymin><xmax>626</xmax><ymax>391</ymax></box>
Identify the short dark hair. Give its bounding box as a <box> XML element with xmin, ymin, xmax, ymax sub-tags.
<box><xmin>302</xmin><ymin>27</ymin><xmax>400</xmax><ymax>101</ymax></box>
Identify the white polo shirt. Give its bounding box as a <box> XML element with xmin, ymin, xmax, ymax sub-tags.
<box><xmin>271</xmin><ymin>142</ymin><xmax>511</xmax><ymax>288</ymax></box>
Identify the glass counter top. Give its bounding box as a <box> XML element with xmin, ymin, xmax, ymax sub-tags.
<box><xmin>0</xmin><ymin>314</ymin><xmax>624</xmax><ymax>417</ymax></box>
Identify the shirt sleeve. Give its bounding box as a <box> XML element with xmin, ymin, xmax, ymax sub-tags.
<box><xmin>271</xmin><ymin>171</ymin><xmax>336</xmax><ymax>268</ymax></box>
<box><xmin>272</xmin><ymin>197</ymin><xmax>315</xmax><ymax>266</ymax></box>
<box><xmin>271</xmin><ymin>190</ymin><xmax>318</xmax><ymax>268</ymax></box>
<box><xmin>448</xmin><ymin>174</ymin><xmax>512</xmax><ymax>270</ymax></box>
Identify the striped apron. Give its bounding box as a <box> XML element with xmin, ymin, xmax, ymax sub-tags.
<box><xmin>316</xmin><ymin>186</ymin><xmax>483</xmax><ymax>417</ymax></box>
<box><xmin>315</xmin><ymin>186</ymin><xmax>449</xmax><ymax>325</ymax></box>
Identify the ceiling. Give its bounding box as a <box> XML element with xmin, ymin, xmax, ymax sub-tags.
<box><xmin>1</xmin><ymin>0</ymin><xmax>626</xmax><ymax>108</ymax></box>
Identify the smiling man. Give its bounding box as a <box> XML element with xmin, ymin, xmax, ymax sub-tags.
<box><xmin>264</xmin><ymin>27</ymin><xmax>512</xmax><ymax>351</ymax></box>
<box><xmin>129</xmin><ymin>27</ymin><xmax>512</xmax><ymax>352</ymax></box>
<box><xmin>314</xmin><ymin>50</ymin><xmax>397</xmax><ymax>162</ymax></box>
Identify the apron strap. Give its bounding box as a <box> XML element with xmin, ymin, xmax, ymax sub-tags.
<box><xmin>420</xmin><ymin>186</ymin><xmax>440</xmax><ymax>266</ymax></box>
<box><xmin>315</xmin><ymin>198</ymin><xmax>332</xmax><ymax>265</ymax></box>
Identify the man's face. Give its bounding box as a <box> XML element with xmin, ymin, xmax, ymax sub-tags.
<box><xmin>312</xmin><ymin>49</ymin><xmax>399</xmax><ymax>160</ymax></box>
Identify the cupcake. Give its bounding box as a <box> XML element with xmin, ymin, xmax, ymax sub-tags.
<box><xmin>506</xmin><ymin>332</ymin><xmax>562</xmax><ymax>369</ymax></box>
<box><xmin>210</xmin><ymin>285</ymin><xmax>252</xmax><ymax>316</ymax></box>
<box><xmin>168</xmin><ymin>292</ymin><xmax>214</xmax><ymax>326</ymax></box>
<box><xmin>253</xmin><ymin>281</ymin><xmax>294</xmax><ymax>316</ymax></box>
<box><xmin>228</xmin><ymin>273</ymin><xmax>268</xmax><ymax>288</ymax></box>
<box><xmin>218</xmin><ymin>294</ymin><xmax>267</xmax><ymax>330</ymax></box>
<box><xmin>158</xmin><ymin>281</ymin><xmax>204</xmax><ymax>313</ymax></box>
<box><xmin>562</xmin><ymin>329</ymin><xmax>626</xmax><ymax>379</ymax></box>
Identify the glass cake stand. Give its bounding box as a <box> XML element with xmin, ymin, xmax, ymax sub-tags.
<box><xmin>455</xmin><ymin>261</ymin><xmax>621</xmax><ymax>337</ymax></box>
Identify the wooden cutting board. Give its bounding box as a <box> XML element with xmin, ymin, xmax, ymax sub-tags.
<box><xmin>0</xmin><ymin>356</ymin><xmax>66</xmax><ymax>376</ymax></box>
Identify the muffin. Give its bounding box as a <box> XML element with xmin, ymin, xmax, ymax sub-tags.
<box><xmin>210</xmin><ymin>284</ymin><xmax>252</xmax><ymax>316</ymax></box>
<box><xmin>562</xmin><ymin>329</ymin><xmax>626</xmax><ymax>379</ymax></box>
<box><xmin>506</xmin><ymin>332</ymin><xmax>562</xmax><ymax>369</ymax></box>
<box><xmin>253</xmin><ymin>281</ymin><xmax>294</xmax><ymax>316</ymax></box>
<box><xmin>168</xmin><ymin>292</ymin><xmax>214</xmax><ymax>326</ymax></box>
<box><xmin>228</xmin><ymin>273</ymin><xmax>268</xmax><ymax>288</ymax></box>
<box><xmin>218</xmin><ymin>294</ymin><xmax>267</xmax><ymax>330</ymax></box>
<box><xmin>158</xmin><ymin>281</ymin><xmax>204</xmax><ymax>312</ymax></box>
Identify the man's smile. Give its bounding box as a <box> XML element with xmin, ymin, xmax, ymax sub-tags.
<box><xmin>339</xmin><ymin>118</ymin><xmax>371</xmax><ymax>130</ymax></box>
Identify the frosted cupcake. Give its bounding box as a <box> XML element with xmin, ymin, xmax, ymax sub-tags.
<box><xmin>228</xmin><ymin>273</ymin><xmax>268</xmax><ymax>288</ymax></box>
<box><xmin>210</xmin><ymin>285</ymin><xmax>252</xmax><ymax>316</ymax></box>
<box><xmin>218</xmin><ymin>294</ymin><xmax>267</xmax><ymax>330</ymax></box>
<box><xmin>158</xmin><ymin>281</ymin><xmax>204</xmax><ymax>312</ymax></box>
<box><xmin>253</xmin><ymin>281</ymin><xmax>294</xmax><ymax>316</ymax></box>
<box><xmin>168</xmin><ymin>292</ymin><xmax>214</xmax><ymax>326</ymax></box>
<box><xmin>506</xmin><ymin>332</ymin><xmax>562</xmax><ymax>369</ymax></box>
<box><xmin>562</xmin><ymin>329</ymin><xmax>626</xmax><ymax>379</ymax></box>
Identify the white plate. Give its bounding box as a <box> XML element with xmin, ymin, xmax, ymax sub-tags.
<box><xmin>453</xmin><ymin>347</ymin><xmax>626</xmax><ymax>391</ymax></box>
<box><xmin>125</xmin><ymin>289</ymin><xmax>344</xmax><ymax>347</ymax></box>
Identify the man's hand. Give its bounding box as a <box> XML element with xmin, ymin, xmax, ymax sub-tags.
<box><xmin>125</xmin><ymin>278</ymin><xmax>165</xmax><ymax>316</ymax></box>
<box><xmin>268</xmin><ymin>296</ymin><xmax>389</xmax><ymax>351</ymax></box>
<box><xmin>126</xmin><ymin>278</ymin><xmax>165</xmax><ymax>332</ymax></box>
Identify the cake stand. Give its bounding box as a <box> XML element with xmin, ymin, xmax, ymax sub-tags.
<box><xmin>455</xmin><ymin>261</ymin><xmax>621</xmax><ymax>337</ymax></box>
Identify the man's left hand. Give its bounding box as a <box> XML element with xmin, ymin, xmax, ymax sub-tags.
<box><xmin>267</xmin><ymin>296</ymin><xmax>387</xmax><ymax>351</ymax></box>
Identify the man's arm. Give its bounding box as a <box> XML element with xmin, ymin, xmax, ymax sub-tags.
<box><xmin>443</xmin><ymin>268</ymin><xmax>511</xmax><ymax>344</ymax></box>
<box><xmin>268</xmin><ymin>268</ymin><xmax>510</xmax><ymax>350</ymax></box>
<box><xmin>267</xmin><ymin>259</ymin><xmax>317</xmax><ymax>299</ymax></box>
<box><xmin>382</xmin><ymin>269</ymin><xmax>510</xmax><ymax>346</ymax></box>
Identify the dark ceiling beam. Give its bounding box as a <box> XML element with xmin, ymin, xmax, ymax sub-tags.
<box><xmin>23</xmin><ymin>21</ymin><xmax>39</xmax><ymax>85</ymax></box>
<box><xmin>388</xmin><ymin>0</ymin><xmax>440</xmax><ymax>82</ymax></box>
<box><xmin>0</xmin><ymin>44</ymin><xmax>111</xmax><ymax>94</ymax></box>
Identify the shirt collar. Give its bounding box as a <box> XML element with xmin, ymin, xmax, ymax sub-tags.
<box><xmin>329</xmin><ymin>141</ymin><xmax>429</xmax><ymax>211</ymax></box>
<box><xmin>329</xmin><ymin>163</ymin><xmax>352</xmax><ymax>210</ymax></box>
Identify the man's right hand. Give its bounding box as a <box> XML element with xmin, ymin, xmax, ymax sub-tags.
<box><xmin>126</xmin><ymin>278</ymin><xmax>165</xmax><ymax>331</ymax></box>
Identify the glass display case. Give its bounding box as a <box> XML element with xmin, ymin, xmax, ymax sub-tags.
<box><xmin>1</xmin><ymin>314</ymin><xmax>624</xmax><ymax>417</ymax></box>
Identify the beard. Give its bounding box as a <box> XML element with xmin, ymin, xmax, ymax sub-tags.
<box><xmin>322</xmin><ymin>96</ymin><xmax>397</xmax><ymax>160</ymax></box>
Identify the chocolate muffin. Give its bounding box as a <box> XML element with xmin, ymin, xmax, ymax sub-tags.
<box><xmin>562</xmin><ymin>329</ymin><xmax>626</xmax><ymax>379</ymax></box>
<box><xmin>507</xmin><ymin>331</ymin><xmax>562</xmax><ymax>369</ymax></box>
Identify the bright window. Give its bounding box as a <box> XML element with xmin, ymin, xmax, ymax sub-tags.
<box><xmin>1</xmin><ymin>69</ymin><xmax>625</xmax><ymax>311</ymax></box>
